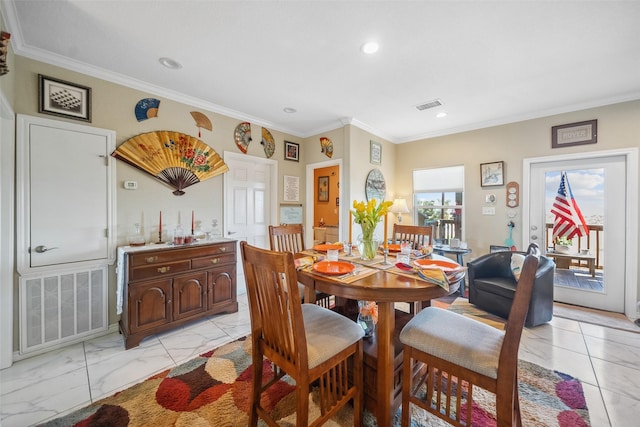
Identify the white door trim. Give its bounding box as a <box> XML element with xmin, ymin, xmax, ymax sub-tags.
<box><xmin>306</xmin><ymin>159</ymin><xmax>343</xmax><ymax>247</ymax></box>
<box><xmin>0</xmin><ymin>93</ymin><xmax>15</xmax><ymax>368</ymax></box>
<box><xmin>523</xmin><ymin>148</ymin><xmax>638</xmax><ymax>319</ymax></box>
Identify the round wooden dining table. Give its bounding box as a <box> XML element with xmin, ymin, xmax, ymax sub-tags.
<box><xmin>296</xmin><ymin>263</ymin><xmax>461</xmax><ymax>427</ymax></box>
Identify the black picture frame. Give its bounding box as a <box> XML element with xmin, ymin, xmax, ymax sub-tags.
<box><xmin>38</xmin><ymin>74</ymin><xmax>92</xmax><ymax>122</ymax></box>
<box><xmin>317</xmin><ymin>176</ymin><xmax>329</xmax><ymax>202</ymax></box>
<box><xmin>284</xmin><ymin>141</ymin><xmax>299</xmax><ymax>161</ymax></box>
<box><xmin>480</xmin><ymin>161</ymin><xmax>505</xmax><ymax>187</ymax></box>
<box><xmin>552</xmin><ymin>120</ymin><xmax>597</xmax><ymax>148</ymax></box>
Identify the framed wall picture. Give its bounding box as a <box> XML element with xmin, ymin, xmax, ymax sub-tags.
<box><xmin>317</xmin><ymin>176</ymin><xmax>329</xmax><ymax>202</ymax></box>
<box><xmin>552</xmin><ymin>120</ymin><xmax>597</xmax><ymax>148</ymax></box>
<box><xmin>38</xmin><ymin>74</ymin><xmax>91</xmax><ymax>122</ymax></box>
<box><xmin>370</xmin><ymin>140</ymin><xmax>382</xmax><ymax>165</ymax></box>
<box><xmin>284</xmin><ymin>140</ymin><xmax>299</xmax><ymax>161</ymax></box>
<box><xmin>480</xmin><ymin>161</ymin><xmax>504</xmax><ymax>187</ymax></box>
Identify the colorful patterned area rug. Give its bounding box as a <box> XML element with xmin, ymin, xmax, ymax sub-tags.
<box><xmin>41</xmin><ymin>335</ymin><xmax>590</xmax><ymax>426</ymax></box>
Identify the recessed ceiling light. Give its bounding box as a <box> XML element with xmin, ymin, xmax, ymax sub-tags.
<box><xmin>436</xmin><ymin>112</ymin><xmax>447</xmax><ymax>118</ymax></box>
<box><xmin>361</xmin><ymin>41</ymin><xmax>379</xmax><ymax>54</ymax></box>
<box><xmin>158</xmin><ymin>57</ymin><xmax>182</xmax><ymax>70</ymax></box>
<box><xmin>283</xmin><ymin>107</ymin><xmax>297</xmax><ymax>113</ymax></box>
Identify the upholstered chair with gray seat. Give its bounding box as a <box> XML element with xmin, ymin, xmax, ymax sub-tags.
<box><xmin>467</xmin><ymin>243</ymin><xmax>555</xmax><ymax>327</ymax></box>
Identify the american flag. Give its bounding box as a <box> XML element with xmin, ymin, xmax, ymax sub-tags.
<box><xmin>551</xmin><ymin>171</ymin><xmax>588</xmax><ymax>241</ymax></box>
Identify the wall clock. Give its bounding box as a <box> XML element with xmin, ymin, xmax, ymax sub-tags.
<box><xmin>365</xmin><ymin>168</ymin><xmax>386</xmax><ymax>202</ymax></box>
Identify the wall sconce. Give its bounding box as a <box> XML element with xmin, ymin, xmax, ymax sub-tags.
<box><xmin>390</xmin><ymin>198</ymin><xmax>410</xmax><ymax>223</ymax></box>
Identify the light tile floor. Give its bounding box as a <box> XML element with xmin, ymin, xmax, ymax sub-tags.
<box><xmin>1</xmin><ymin>293</ymin><xmax>640</xmax><ymax>426</ymax></box>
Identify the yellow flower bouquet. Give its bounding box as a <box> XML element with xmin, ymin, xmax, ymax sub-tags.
<box><xmin>352</xmin><ymin>198</ymin><xmax>393</xmax><ymax>260</ymax></box>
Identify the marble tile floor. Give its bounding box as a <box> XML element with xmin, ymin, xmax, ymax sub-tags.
<box><xmin>2</xmin><ymin>293</ymin><xmax>640</xmax><ymax>426</ymax></box>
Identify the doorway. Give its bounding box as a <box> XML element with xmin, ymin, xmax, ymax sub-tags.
<box><xmin>524</xmin><ymin>149</ymin><xmax>638</xmax><ymax>316</ymax></box>
<box><xmin>306</xmin><ymin>159</ymin><xmax>343</xmax><ymax>248</ymax></box>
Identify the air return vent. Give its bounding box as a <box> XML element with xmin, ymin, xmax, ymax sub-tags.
<box><xmin>20</xmin><ymin>265</ymin><xmax>108</xmax><ymax>354</ymax></box>
<box><xmin>415</xmin><ymin>99</ymin><xmax>443</xmax><ymax>111</ymax></box>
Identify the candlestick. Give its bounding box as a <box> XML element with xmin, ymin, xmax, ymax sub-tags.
<box><xmin>191</xmin><ymin>210</ymin><xmax>195</xmax><ymax>235</ymax></box>
<box><xmin>348</xmin><ymin>211</ymin><xmax>353</xmax><ymax>244</ymax></box>
<box><xmin>383</xmin><ymin>213</ymin><xmax>388</xmax><ymax>249</ymax></box>
<box><xmin>156</xmin><ymin>210</ymin><xmax>164</xmax><ymax>244</ymax></box>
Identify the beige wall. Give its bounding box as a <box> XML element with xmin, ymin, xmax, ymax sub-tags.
<box><xmin>396</xmin><ymin>100</ymin><xmax>640</xmax><ymax>282</ymax></box>
<box><xmin>345</xmin><ymin>125</ymin><xmax>396</xmax><ymax>241</ymax></box>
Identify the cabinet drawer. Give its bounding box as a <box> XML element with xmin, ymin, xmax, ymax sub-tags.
<box><xmin>130</xmin><ymin>260</ymin><xmax>191</xmax><ymax>281</ymax></box>
<box><xmin>129</xmin><ymin>243</ymin><xmax>235</xmax><ymax>267</ymax></box>
<box><xmin>192</xmin><ymin>253</ymin><xmax>236</xmax><ymax>269</ymax></box>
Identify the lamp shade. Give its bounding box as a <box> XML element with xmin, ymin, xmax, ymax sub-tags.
<box><xmin>390</xmin><ymin>198</ymin><xmax>410</xmax><ymax>214</ymax></box>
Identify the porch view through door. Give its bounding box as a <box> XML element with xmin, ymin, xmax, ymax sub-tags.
<box><xmin>529</xmin><ymin>156</ymin><xmax>626</xmax><ymax>312</ymax></box>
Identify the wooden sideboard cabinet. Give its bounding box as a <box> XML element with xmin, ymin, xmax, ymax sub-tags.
<box><xmin>118</xmin><ymin>240</ymin><xmax>238</xmax><ymax>349</ymax></box>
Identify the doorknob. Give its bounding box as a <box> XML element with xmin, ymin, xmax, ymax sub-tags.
<box><xmin>530</xmin><ymin>235</ymin><xmax>538</xmax><ymax>241</ymax></box>
<box><xmin>530</xmin><ymin>225</ymin><xmax>538</xmax><ymax>231</ymax></box>
<box><xmin>227</xmin><ymin>231</ymin><xmax>237</xmax><ymax>235</ymax></box>
<box><xmin>33</xmin><ymin>245</ymin><xmax>59</xmax><ymax>253</ymax></box>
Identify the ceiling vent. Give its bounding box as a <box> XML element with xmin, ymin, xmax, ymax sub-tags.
<box><xmin>415</xmin><ymin>99</ymin><xmax>443</xmax><ymax>111</ymax></box>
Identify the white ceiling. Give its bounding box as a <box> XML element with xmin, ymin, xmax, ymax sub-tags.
<box><xmin>3</xmin><ymin>0</ymin><xmax>640</xmax><ymax>143</ymax></box>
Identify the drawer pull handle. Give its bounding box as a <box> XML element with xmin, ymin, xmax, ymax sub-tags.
<box><xmin>157</xmin><ymin>266</ymin><xmax>171</xmax><ymax>273</ymax></box>
<box><xmin>210</xmin><ymin>258</ymin><xmax>219</xmax><ymax>264</ymax></box>
<box><xmin>219</xmin><ymin>247</ymin><xmax>227</xmax><ymax>252</ymax></box>
<box><xmin>146</xmin><ymin>256</ymin><xmax>158</xmax><ymax>263</ymax></box>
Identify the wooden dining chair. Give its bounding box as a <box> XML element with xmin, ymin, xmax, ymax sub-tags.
<box><xmin>240</xmin><ymin>242</ymin><xmax>364</xmax><ymax>427</ymax></box>
<box><xmin>399</xmin><ymin>243</ymin><xmax>541</xmax><ymax>427</ymax></box>
<box><xmin>268</xmin><ymin>224</ymin><xmax>332</xmax><ymax>308</ymax></box>
<box><xmin>392</xmin><ymin>224</ymin><xmax>434</xmax><ymax>249</ymax></box>
<box><xmin>392</xmin><ymin>224</ymin><xmax>435</xmax><ymax>313</ymax></box>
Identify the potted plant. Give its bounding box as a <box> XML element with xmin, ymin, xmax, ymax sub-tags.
<box><xmin>554</xmin><ymin>237</ymin><xmax>572</xmax><ymax>254</ymax></box>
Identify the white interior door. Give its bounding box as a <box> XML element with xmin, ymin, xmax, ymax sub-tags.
<box><xmin>527</xmin><ymin>155</ymin><xmax>626</xmax><ymax>312</ymax></box>
<box><xmin>16</xmin><ymin>115</ymin><xmax>116</xmax><ymax>274</ymax></box>
<box><xmin>224</xmin><ymin>152</ymin><xmax>277</xmax><ymax>294</ymax></box>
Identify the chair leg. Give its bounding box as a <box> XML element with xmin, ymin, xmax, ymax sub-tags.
<box><xmin>249</xmin><ymin>353</ymin><xmax>263</xmax><ymax>427</ymax></box>
<box><xmin>496</xmin><ymin>381</ymin><xmax>521</xmax><ymax>427</ymax></box>
<box><xmin>353</xmin><ymin>342</ymin><xmax>364</xmax><ymax>427</ymax></box>
<box><xmin>296</xmin><ymin>379</ymin><xmax>310</xmax><ymax>427</ymax></box>
<box><xmin>401</xmin><ymin>346</ymin><xmax>412</xmax><ymax>427</ymax></box>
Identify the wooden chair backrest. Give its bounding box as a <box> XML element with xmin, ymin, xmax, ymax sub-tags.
<box><xmin>268</xmin><ymin>224</ymin><xmax>305</xmax><ymax>253</ymax></box>
<box><xmin>240</xmin><ymin>241</ymin><xmax>308</xmax><ymax>372</ymax></box>
<box><xmin>392</xmin><ymin>224</ymin><xmax>434</xmax><ymax>248</ymax></box>
<box><xmin>496</xmin><ymin>243</ymin><xmax>540</xmax><ymax>399</ymax></box>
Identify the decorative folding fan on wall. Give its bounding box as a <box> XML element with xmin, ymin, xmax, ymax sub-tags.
<box><xmin>261</xmin><ymin>127</ymin><xmax>275</xmax><ymax>158</ymax></box>
<box><xmin>190</xmin><ymin>111</ymin><xmax>212</xmax><ymax>137</ymax></box>
<box><xmin>112</xmin><ymin>131</ymin><xmax>229</xmax><ymax>195</ymax></box>
<box><xmin>234</xmin><ymin>122</ymin><xmax>252</xmax><ymax>153</ymax></box>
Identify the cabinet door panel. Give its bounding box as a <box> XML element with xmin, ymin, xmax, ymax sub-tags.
<box><xmin>208</xmin><ymin>268</ymin><xmax>235</xmax><ymax>308</ymax></box>
<box><xmin>129</xmin><ymin>279</ymin><xmax>172</xmax><ymax>333</ymax></box>
<box><xmin>173</xmin><ymin>271</ymin><xmax>207</xmax><ymax>321</ymax></box>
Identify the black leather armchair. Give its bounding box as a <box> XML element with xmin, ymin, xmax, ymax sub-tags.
<box><xmin>468</xmin><ymin>244</ymin><xmax>555</xmax><ymax>327</ymax></box>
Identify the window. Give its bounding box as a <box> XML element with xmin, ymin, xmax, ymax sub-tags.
<box><xmin>412</xmin><ymin>166</ymin><xmax>464</xmax><ymax>244</ymax></box>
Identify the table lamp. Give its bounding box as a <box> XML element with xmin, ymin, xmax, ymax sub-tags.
<box><xmin>390</xmin><ymin>198</ymin><xmax>410</xmax><ymax>223</ymax></box>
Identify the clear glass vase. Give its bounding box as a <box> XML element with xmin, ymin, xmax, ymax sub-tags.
<box><xmin>128</xmin><ymin>223</ymin><xmax>146</xmax><ymax>246</ymax></box>
<box><xmin>357</xmin><ymin>300</ymin><xmax>376</xmax><ymax>338</ymax></box>
<box><xmin>357</xmin><ymin>235</ymin><xmax>379</xmax><ymax>261</ymax></box>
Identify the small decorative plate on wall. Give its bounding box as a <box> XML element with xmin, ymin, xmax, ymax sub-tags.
<box><xmin>365</xmin><ymin>168</ymin><xmax>386</xmax><ymax>202</ymax></box>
